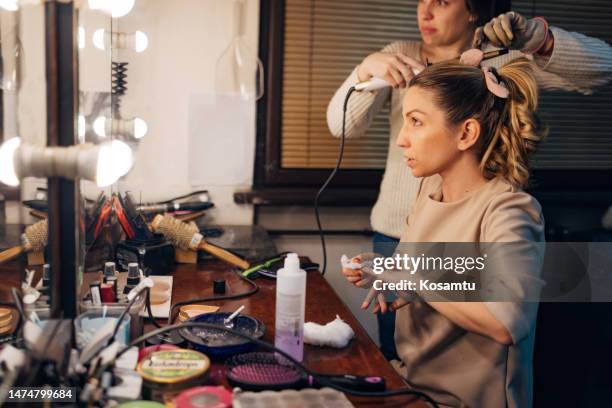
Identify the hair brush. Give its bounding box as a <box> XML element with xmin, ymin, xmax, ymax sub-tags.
<box><xmin>0</xmin><ymin>219</ymin><xmax>48</xmax><ymax>264</ymax></box>
<box><xmin>150</xmin><ymin>214</ymin><xmax>250</xmax><ymax>269</ymax></box>
<box><xmin>225</xmin><ymin>352</ymin><xmax>386</xmax><ymax>392</ymax></box>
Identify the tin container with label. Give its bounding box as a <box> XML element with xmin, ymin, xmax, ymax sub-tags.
<box><xmin>137</xmin><ymin>349</ymin><xmax>211</xmax><ymax>403</ymax></box>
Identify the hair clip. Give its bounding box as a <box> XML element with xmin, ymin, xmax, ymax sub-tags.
<box><xmin>481</xmin><ymin>66</ymin><xmax>509</xmax><ymax>99</ymax></box>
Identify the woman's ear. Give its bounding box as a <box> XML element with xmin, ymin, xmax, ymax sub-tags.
<box><xmin>457</xmin><ymin>118</ymin><xmax>480</xmax><ymax>151</ymax></box>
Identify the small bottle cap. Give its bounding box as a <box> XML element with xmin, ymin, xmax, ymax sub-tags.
<box><xmin>213</xmin><ymin>279</ymin><xmax>226</xmax><ymax>294</ymax></box>
<box><xmin>103</xmin><ymin>262</ymin><xmax>116</xmax><ymax>277</ymax></box>
<box><xmin>283</xmin><ymin>253</ymin><xmax>300</xmax><ymax>272</ymax></box>
<box><xmin>127</xmin><ymin>263</ymin><xmax>140</xmax><ymax>277</ymax></box>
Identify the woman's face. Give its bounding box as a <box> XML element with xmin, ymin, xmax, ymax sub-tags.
<box><xmin>417</xmin><ymin>0</ymin><xmax>475</xmax><ymax>47</ymax></box>
<box><xmin>396</xmin><ymin>86</ymin><xmax>462</xmax><ymax>178</ymax></box>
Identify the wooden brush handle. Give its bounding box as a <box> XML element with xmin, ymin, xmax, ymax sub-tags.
<box><xmin>198</xmin><ymin>241</ymin><xmax>250</xmax><ymax>270</ymax></box>
<box><xmin>0</xmin><ymin>246</ymin><xmax>24</xmax><ymax>264</ymax></box>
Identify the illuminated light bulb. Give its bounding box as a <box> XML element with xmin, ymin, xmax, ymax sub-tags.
<box><xmin>78</xmin><ymin>115</ymin><xmax>86</xmax><ymax>141</ymax></box>
<box><xmin>96</xmin><ymin>140</ymin><xmax>133</xmax><ymax>187</ymax></box>
<box><xmin>0</xmin><ymin>139</ymin><xmax>134</xmax><ymax>187</ymax></box>
<box><xmin>88</xmin><ymin>0</ymin><xmax>135</xmax><ymax>18</ymax></box>
<box><xmin>134</xmin><ymin>31</ymin><xmax>148</xmax><ymax>53</ymax></box>
<box><xmin>93</xmin><ymin>116</ymin><xmax>107</xmax><ymax>138</ymax></box>
<box><xmin>133</xmin><ymin>117</ymin><xmax>148</xmax><ymax>139</ymax></box>
<box><xmin>0</xmin><ymin>137</ymin><xmax>21</xmax><ymax>186</ymax></box>
<box><xmin>92</xmin><ymin>29</ymin><xmax>148</xmax><ymax>53</ymax></box>
<box><xmin>92</xmin><ymin>116</ymin><xmax>147</xmax><ymax>139</ymax></box>
<box><xmin>0</xmin><ymin>0</ymin><xmax>18</xmax><ymax>11</ymax></box>
<box><xmin>92</xmin><ymin>28</ymin><xmax>106</xmax><ymax>50</ymax></box>
<box><xmin>78</xmin><ymin>27</ymin><xmax>86</xmax><ymax>49</ymax></box>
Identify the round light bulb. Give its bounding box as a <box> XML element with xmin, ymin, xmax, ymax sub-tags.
<box><xmin>92</xmin><ymin>29</ymin><xmax>106</xmax><ymax>51</ymax></box>
<box><xmin>134</xmin><ymin>31</ymin><xmax>148</xmax><ymax>53</ymax></box>
<box><xmin>110</xmin><ymin>140</ymin><xmax>133</xmax><ymax>178</ymax></box>
<box><xmin>0</xmin><ymin>0</ymin><xmax>18</xmax><ymax>11</ymax></box>
<box><xmin>0</xmin><ymin>137</ymin><xmax>21</xmax><ymax>186</ymax></box>
<box><xmin>88</xmin><ymin>0</ymin><xmax>135</xmax><ymax>18</ymax></box>
<box><xmin>133</xmin><ymin>117</ymin><xmax>148</xmax><ymax>139</ymax></box>
<box><xmin>78</xmin><ymin>115</ymin><xmax>86</xmax><ymax>140</ymax></box>
<box><xmin>78</xmin><ymin>26</ymin><xmax>86</xmax><ymax>49</ymax></box>
<box><xmin>95</xmin><ymin>140</ymin><xmax>133</xmax><ymax>187</ymax></box>
<box><xmin>93</xmin><ymin>116</ymin><xmax>107</xmax><ymax>137</ymax></box>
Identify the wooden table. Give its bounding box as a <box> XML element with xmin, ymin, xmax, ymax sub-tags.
<box><xmin>165</xmin><ymin>262</ymin><xmax>427</xmax><ymax>407</ymax></box>
<box><xmin>0</xmin><ymin>253</ymin><xmax>427</xmax><ymax>407</ymax></box>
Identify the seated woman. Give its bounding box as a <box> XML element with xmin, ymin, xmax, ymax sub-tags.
<box><xmin>343</xmin><ymin>56</ymin><xmax>547</xmax><ymax>408</ymax></box>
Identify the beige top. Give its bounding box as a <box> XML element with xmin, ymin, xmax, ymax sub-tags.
<box><xmin>381</xmin><ymin>175</ymin><xmax>545</xmax><ymax>408</ymax></box>
<box><xmin>327</xmin><ymin>27</ymin><xmax>612</xmax><ymax>238</ymax></box>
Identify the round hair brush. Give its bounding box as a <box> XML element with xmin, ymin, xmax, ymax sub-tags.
<box><xmin>0</xmin><ymin>219</ymin><xmax>48</xmax><ymax>264</ymax></box>
<box><xmin>150</xmin><ymin>214</ymin><xmax>250</xmax><ymax>270</ymax></box>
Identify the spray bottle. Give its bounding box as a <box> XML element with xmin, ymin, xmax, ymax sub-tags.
<box><xmin>274</xmin><ymin>253</ymin><xmax>306</xmax><ymax>362</ymax></box>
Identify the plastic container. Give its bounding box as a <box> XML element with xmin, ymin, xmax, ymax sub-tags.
<box><xmin>74</xmin><ymin>309</ymin><xmax>131</xmax><ymax>349</ymax></box>
<box><xmin>274</xmin><ymin>253</ymin><xmax>306</xmax><ymax>362</ymax></box>
<box><xmin>80</xmin><ymin>278</ymin><xmax>146</xmax><ymax>341</ymax></box>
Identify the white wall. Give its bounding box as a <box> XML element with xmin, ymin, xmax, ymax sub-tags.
<box><xmin>95</xmin><ymin>0</ymin><xmax>259</xmax><ymax>225</ymax></box>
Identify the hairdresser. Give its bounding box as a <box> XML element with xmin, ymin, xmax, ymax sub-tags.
<box><xmin>327</xmin><ymin>0</ymin><xmax>612</xmax><ymax>361</ymax></box>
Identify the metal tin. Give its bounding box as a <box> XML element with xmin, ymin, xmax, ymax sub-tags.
<box><xmin>137</xmin><ymin>349</ymin><xmax>210</xmax><ymax>402</ymax></box>
<box><xmin>174</xmin><ymin>386</ymin><xmax>232</xmax><ymax>408</ymax></box>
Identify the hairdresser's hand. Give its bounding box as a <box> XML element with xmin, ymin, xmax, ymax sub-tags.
<box><xmin>357</xmin><ymin>52</ymin><xmax>424</xmax><ymax>89</ymax></box>
<box><xmin>473</xmin><ymin>11</ymin><xmax>552</xmax><ymax>55</ymax></box>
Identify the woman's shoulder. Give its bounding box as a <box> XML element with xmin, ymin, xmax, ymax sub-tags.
<box><xmin>480</xmin><ymin>178</ymin><xmax>544</xmax><ymax>242</ymax></box>
<box><xmin>382</xmin><ymin>39</ymin><xmax>421</xmax><ymax>58</ymax></box>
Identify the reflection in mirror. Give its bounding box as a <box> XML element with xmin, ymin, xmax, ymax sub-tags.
<box><xmin>0</xmin><ymin>1</ymin><xmax>50</xmax><ymax>336</ymax></box>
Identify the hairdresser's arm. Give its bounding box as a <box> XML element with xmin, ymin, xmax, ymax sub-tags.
<box><xmin>326</xmin><ymin>41</ymin><xmax>416</xmax><ymax>139</ymax></box>
<box><xmin>532</xmin><ymin>26</ymin><xmax>612</xmax><ymax>93</ymax></box>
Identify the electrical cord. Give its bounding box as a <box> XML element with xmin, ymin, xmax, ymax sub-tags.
<box><xmin>167</xmin><ymin>269</ymin><xmax>259</xmax><ymax>324</ymax></box>
<box><xmin>109</xmin><ymin>287</ymin><xmax>150</xmax><ymax>344</ymax></box>
<box><xmin>314</xmin><ymin>86</ymin><xmax>356</xmax><ymax>275</ymax></box>
<box><xmin>106</xmin><ymin>322</ymin><xmax>439</xmax><ymax>407</ymax></box>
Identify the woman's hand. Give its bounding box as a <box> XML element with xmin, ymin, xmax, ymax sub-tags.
<box><xmin>341</xmin><ymin>256</ymin><xmax>374</xmax><ymax>288</ymax></box>
<box><xmin>357</xmin><ymin>52</ymin><xmax>424</xmax><ymax>88</ymax></box>
<box><xmin>473</xmin><ymin>11</ymin><xmax>552</xmax><ymax>55</ymax></box>
<box><xmin>360</xmin><ymin>288</ymin><xmax>411</xmax><ymax>314</ymax></box>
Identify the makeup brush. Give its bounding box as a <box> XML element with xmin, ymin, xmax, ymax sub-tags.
<box><xmin>150</xmin><ymin>214</ymin><xmax>250</xmax><ymax>270</ymax></box>
<box><xmin>0</xmin><ymin>219</ymin><xmax>48</xmax><ymax>264</ymax></box>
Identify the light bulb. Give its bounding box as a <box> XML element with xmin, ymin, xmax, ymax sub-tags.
<box><xmin>88</xmin><ymin>0</ymin><xmax>135</xmax><ymax>18</ymax></box>
<box><xmin>92</xmin><ymin>29</ymin><xmax>148</xmax><ymax>53</ymax></box>
<box><xmin>0</xmin><ymin>137</ymin><xmax>21</xmax><ymax>186</ymax></box>
<box><xmin>0</xmin><ymin>0</ymin><xmax>18</xmax><ymax>11</ymax></box>
<box><xmin>78</xmin><ymin>115</ymin><xmax>86</xmax><ymax>140</ymax></box>
<box><xmin>92</xmin><ymin>28</ymin><xmax>106</xmax><ymax>51</ymax></box>
<box><xmin>134</xmin><ymin>31</ymin><xmax>148</xmax><ymax>53</ymax></box>
<box><xmin>78</xmin><ymin>27</ymin><xmax>86</xmax><ymax>49</ymax></box>
<box><xmin>93</xmin><ymin>116</ymin><xmax>107</xmax><ymax>137</ymax></box>
<box><xmin>133</xmin><ymin>117</ymin><xmax>147</xmax><ymax>139</ymax></box>
<box><xmin>96</xmin><ymin>140</ymin><xmax>133</xmax><ymax>187</ymax></box>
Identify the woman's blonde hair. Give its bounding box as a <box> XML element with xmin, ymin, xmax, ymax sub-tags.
<box><xmin>409</xmin><ymin>58</ymin><xmax>547</xmax><ymax>189</ymax></box>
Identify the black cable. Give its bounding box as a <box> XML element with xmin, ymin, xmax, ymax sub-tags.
<box><xmin>10</xmin><ymin>288</ymin><xmax>26</xmax><ymax>335</ymax></box>
<box><xmin>109</xmin><ymin>287</ymin><xmax>150</xmax><ymax>344</ymax></box>
<box><xmin>108</xmin><ymin>322</ymin><xmax>438</xmax><ymax>407</ymax></box>
<box><xmin>145</xmin><ymin>286</ymin><xmax>163</xmax><ymax>329</ymax></box>
<box><xmin>314</xmin><ymin>86</ymin><xmax>356</xmax><ymax>276</ymax></box>
<box><xmin>167</xmin><ymin>269</ymin><xmax>259</xmax><ymax>324</ymax></box>
<box><xmin>24</xmin><ymin>314</ymin><xmax>64</xmax><ymax>387</ymax></box>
